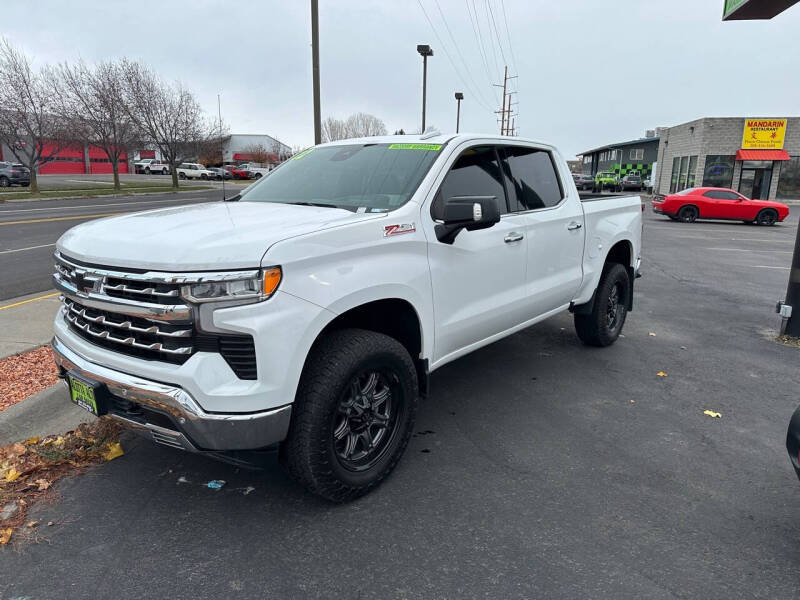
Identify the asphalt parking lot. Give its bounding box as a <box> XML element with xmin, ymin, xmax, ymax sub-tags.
<box><xmin>4</xmin><ymin>207</ymin><xmax>800</xmax><ymax>599</ymax></box>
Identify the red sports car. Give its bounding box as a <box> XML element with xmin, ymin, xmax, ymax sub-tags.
<box><xmin>224</xmin><ymin>165</ymin><xmax>251</xmax><ymax>180</ymax></box>
<box><xmin>652</xmin><ymin>187</ymin><xmax>789</xmax><ymax>225</ymax></box>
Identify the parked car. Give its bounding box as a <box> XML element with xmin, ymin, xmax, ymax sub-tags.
<box><xmin>207</xmin><ymin>167</ymin><xmax>232</xmax><ymax>181</ymax></box>
<box><xmin>225</xmin><ymin>164</ymin><xmax>251</xmax><ymax>180</ymax></box>
<box><xmin>0</xmin><ymin>161</ymin><xmax>30</xmax><ymax>187</ymax></box>
<box><xmin>643</xmin><ymin>177</ymin><xmax>653</xmax><ymax>194</ymax></box>
<box><xmin>176</xmin><ymin>163</ymin><xmax>215</xmax><ymax>180</ymax></box>
<box><xmin>236</xmin><ymin>162</ymin><xmax>271</xmax><ymax>179</ymax></box>
<box><xmin>619</xmin><ymin>174</ymin><xmax>643</xmax><ymax>192</ymax></box>
<box><xmin>787</xmin><ymin>404</ymin><xmax>800</xmax><ymax>482</ymax></box>
<box><xmin>652</xmin><ymin>187</ymin><xmax>789</xmax><ymax>225</ymax></box>
<box><xmin>572</xmin><ymin>173</ymin><xmax>594</xmax><ymax>190</ymax></box>
<box><xmin>51</xmin><ymin>133</ymin><xmax>642</xmax><ymax>502</ymax></box>
<box><xmin>593</xmin><ymin>171</ymin><xmax>619</xmax><ymax>192</ymax></box>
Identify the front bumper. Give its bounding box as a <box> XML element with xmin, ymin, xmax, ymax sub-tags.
<box><xmin>52</xmin><ymin>335</ymin><xmax>292</xmax><ymax>452</ymax></box>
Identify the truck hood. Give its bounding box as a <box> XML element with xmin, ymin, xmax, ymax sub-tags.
<box><xmin>57</xmin><ymin>201</ymin><xmax>382</xmax><ymax>271</ymax></box>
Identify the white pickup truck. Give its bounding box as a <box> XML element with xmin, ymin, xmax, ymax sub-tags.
<box><xmin>236</xmin><ymin>162</ymin><xmax>271</xmax><ymax>179</ymax></box>
<box><xmin>51</xmin><ymin>134</ymin><xmax>642</xmax><ymax>501</ymax></box>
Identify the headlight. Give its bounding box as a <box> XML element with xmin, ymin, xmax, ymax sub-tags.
<box><xmin>182</xmin><ymin>267</ymin><xmax>282</xmax><ymax>303</ymax></box>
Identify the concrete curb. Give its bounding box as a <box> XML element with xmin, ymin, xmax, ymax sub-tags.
<box><xmin>0</xmin><ymin>382</ymin><xmax>94</xmax><ymax>445</ymax></box>
<box><xmin>0</xmin><ymin>186</ymin><xmax>217</xmax><ymax>204</ymax></box>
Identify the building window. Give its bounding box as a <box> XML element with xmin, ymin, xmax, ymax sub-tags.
<box><xmin>686</xmin><ymin>156</ymin><xmax>698</xmax><ymax>188</ymax></box>
<box><xmin>670</xmin><ymin>157</ymin><xmax>680</xmax><ymax>193</ymax></box>
<box><xmin>702</xmin><ymin>155</ymin><xmax>735</xmax><ymax>189</ymax></box>
<box><xmin>777</xmin><ymin>156</ymin><xmax>800</xmax><ymax>200</ymax></box>
<box><xmin>629</xmin><ymin>148</ymin><xmax>644</xmax><ymax>161</ymax></box>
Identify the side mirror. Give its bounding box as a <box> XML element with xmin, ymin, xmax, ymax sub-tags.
<box><xmin>435</xmin><ymin>195</ymin><xmax>501</xmax><ymax>244</ymax></box>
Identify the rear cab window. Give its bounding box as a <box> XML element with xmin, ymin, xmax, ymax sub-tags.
<box><xmin>499</xmin><ymin>145</ymin><xmax>564</xmax><ymax>211</ymax></box>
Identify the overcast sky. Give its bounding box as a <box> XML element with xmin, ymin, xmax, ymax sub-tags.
<box><xmin>5</xmin><ymin>1</ymin><xmax>800</xmax><ymax>158</ymax></box>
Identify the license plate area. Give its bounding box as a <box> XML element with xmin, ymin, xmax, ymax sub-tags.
<box><xmin>67</xmin><ymin>372</ymin><xmax>107</xmax><ymax>416</ymax></box>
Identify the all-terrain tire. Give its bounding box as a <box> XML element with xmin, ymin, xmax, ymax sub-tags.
<box><xmin>574</xmin><ymin>263</ymin><xmax>630</xmax><ymax>347</ymax></box>
<box><xmin>279</xmin><ymin>328</ymin><xmax>418</xmax><ymax>502</ymax></box>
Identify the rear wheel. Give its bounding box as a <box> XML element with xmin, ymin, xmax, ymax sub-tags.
<box><xmin>255</xmin><ymin>173</ymin><xmax>263</xmax><ymax>179</ymax></box>
<box><xmin>179</xmin><ymin>172</ymin><xmax>186</xmax><ymax>180</ymax></box>
<box><xmin>574</xmin><ymin>263</ymin><xmax>630</xmax><ymax>347</ymax></box>
<box><xmin>678</xmin><ymin>205</ymin><xmax>698</xmax><ymax>223</ymax></box>
<box><xmin>145</xmin><ymin>167</ymin><xmax>151</xmax><ymax>174</ymax></box>
<box><xmin>0</xmin><ymin>176</ymin><xmax>9</xmax><ymax>188</ymax></box>
<box><xmin>280</xmin><ymin>329</ymin><xmax>418</xmax><ymax>502</ymax></box>
<box><xmin>756</xmin><ymin>209</ymin><xmax>778</xmax><ymax>226</ymax></box>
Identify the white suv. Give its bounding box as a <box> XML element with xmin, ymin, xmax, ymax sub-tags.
<box><xmin>176</xmin><ymin>163</ymin><xmax>215</xmax><ymax>180</ymax></box>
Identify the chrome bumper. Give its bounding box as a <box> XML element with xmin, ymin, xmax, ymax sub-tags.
<box><xmin>51</xmin><ymin>336</ymin><xmax>291</xmax><ymax>452</ymax></box>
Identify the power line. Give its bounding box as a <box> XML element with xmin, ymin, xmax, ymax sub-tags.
<box><xmin>416</xmin><ymin>0</ymin><xmax>495</xmax><ymax>113</ymax></box>
<box><xmin>486</xmin><ymin>0</ymin><xmax>507</xmax><ymax>67</ymax></box>
<box><xmin>432</xmin><ymin>0</ymin><xmax>494</xmax><ymax>110</ymax></box>
<box><xmin>499</xmin><ymin>0</ymin><xmax>518</xmax><ymax>76</ymax></box>
<box><xmin>465</xmin><ymin>0</ymin><xmax>499</xmax><ymax>104</ymax></box>
<box><xmin>482</xmin><ymin>0</ymin><xmax>501</xmax><ymax>77</ymax></box>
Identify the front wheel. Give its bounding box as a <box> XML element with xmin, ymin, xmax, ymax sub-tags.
<box><xmin>756</xmin><ymin>209</ymin><xmax>778</xmax><ymax>226</ymax></box>
<box><xmin>280</xmin><ymin>329</ymin><xmax>418</xmax><ymax>502</ymax></box>
<box><xmin>574</xmin><ymin>263</ymin><xmax>630</xmax><ymax>347</ymax></box>
<box><xmin>145</xmin><ymin>167</ymin><xmax>151</xmax><ymax>174</ymax></box>
<box><xmin>178</xmin><ymin>172</ymin><xmax>186</xmax><ymax>180</ymax></box>
<box><xmin>0</xmin><ymin>176</ymin><xmax>9</xmax><ymax>188</ymax></box>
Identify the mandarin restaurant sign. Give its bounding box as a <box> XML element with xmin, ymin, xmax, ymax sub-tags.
<box><xmin>741</xmin><ymin>118</ymin><xmax>787</xmax><ymax>150</ymax></box>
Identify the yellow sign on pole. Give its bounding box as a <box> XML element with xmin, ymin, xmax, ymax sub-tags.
<box><xmin>741</xmin><ymin>118</ymin><xmax>787</xmax><ymax>149</ymax></box>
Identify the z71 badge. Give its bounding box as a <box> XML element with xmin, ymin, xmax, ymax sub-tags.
<box><xmin>383</xmin><ymin>223</ymin><xmax>416</xmax><ymax>237</ymax></box>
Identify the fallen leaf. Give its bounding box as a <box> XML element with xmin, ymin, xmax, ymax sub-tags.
<box><xmin>53</xmin><ymin>436</ymin><xmax>65</xmax><ymax>448</ymax></box>
<box><xmin>648</xmin><ymin>332</ymin><xmax>657</xmax><ymax>337</ymax></box>
<box><xmin>0</xmin><ymin>528</ymin><xmax>12</xmax><ymax>545</ymax></box>
<box><xmin>704</xmin><ymin>410</ymin><xmax>722</xmax><ymax>418</ymax></box>
<box><xmin>47</xmin><ymin>521</ymin><xmax>55</xmax><ymax>527</ymax></box>
<box><xmin>5</xmin><ymin>468</ymin><xmax>22</xmax><ymax>482</ymax></box>
<box><xmin>103</xmin><ymin>442</ymin><xmax>124</xmax><ymax>461</ymax></box>
<box><xmin>9</xmin><ymin>442</ymin><xmax>26</xmax><ymax>455</ymax></box>
<box><xmin>23</xmin><ymin>436</ymin><xmax>40</xmax><ymax>446</ymax></box>
<box><xmin>657</xmin><ymin>371</ymin><xmax>668</xmax><ymax>377</ymax></box>
<box><xmin>35</xmin><ymin>478</ymin><xmax>51</xmax><ymax>491</ymax></box>
<box><xmin>25</xmin><ymin>520</ymin><xmax>39</xmax><ymax>528</ymax></box>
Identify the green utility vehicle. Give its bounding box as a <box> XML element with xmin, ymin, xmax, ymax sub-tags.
<box><xmin>593</xmin><ymin>171</ymin><xmax>619</xmax><ymax>192</ymax></box>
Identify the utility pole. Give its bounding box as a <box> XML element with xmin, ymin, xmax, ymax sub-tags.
<box><xmin>311</xmin><ymin>0</ymin><xmax>321</xmax><ymax>145</ymax></box>
<box><xmin>417</xmin><ymin>45</ymin><xmax>434</xmax><ymax>133</ymax></box>
<box><xmin>218</xmin><ymin>94</ymin><xmax>226</xmax><ymax>201</ymax></box>
<box><xmin>500</xmin><ymin>65</ymin><xmax>507</xmax><ymax>135</ymax></box>
<box><xmin>494</xmin><ymin>66</ymin><xmax>517</xmax><ymax>136</ymax></box>
<box><xmin>454</xmin><ymin>92</ymin><xmax>463</xmax><ymax>133</ymax></box>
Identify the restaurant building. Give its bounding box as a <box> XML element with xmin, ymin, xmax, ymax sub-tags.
<box><xmin>654</xmin><ymin>117</ymin><xmax>800</xmax><ymax>201</ymax></box>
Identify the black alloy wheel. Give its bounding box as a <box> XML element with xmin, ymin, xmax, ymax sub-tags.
<box><xmin>757</xmin><ymin>209</ymin><xmax>778</xmax><ymax>226</ymax></box>
<box><xmin>333</xmin><ymin>369</ymin><xmax>401</xmax><ymax>472</ymax></box>
<box><xmin>0</xmin><ymin>176</ymin><xmax>9</xmax><ymax>188</ymax></box>
<box><xmin>678</xmin><ymin>205</ymin><xmax>698</xmax><ymax>223</ymax></box>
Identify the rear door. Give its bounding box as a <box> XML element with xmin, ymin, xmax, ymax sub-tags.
<box><xmin>499</xmin><ymin>145</ymin><xmax>585</xmax><ymax>315</ymax></box>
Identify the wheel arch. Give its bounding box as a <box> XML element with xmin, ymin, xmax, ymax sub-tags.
<box><xmin>572</xmin><ymin>239</ymin><xmax>635</xmax><ymax>315</ymax></box>
<box><xmin>307</xmin><ymin>298</ymin><xmax>428</xmax><ymax>396</ymax></box>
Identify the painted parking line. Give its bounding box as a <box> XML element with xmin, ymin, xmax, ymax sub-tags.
<box><xmin>753</xmin><ymin>265</ymin><xmax>790</xmax><ymax>269</ymax></box>
<box><xmin>703</xmin><ymin>247</ymin><xmax>793</xmax><ymax>254</ymax></box>
<box><xmin>0</xmin><ymin>243</ymin><xmax>56</xmax><ymax>254</ymax></box>
<box><xmin>668</xmin><ymin>235</ymin><xmax>794</xmax><ymax>243</ymax></box>
<box><xmin>0</xmin><ymin>212</ymin><xmax>126</xmax><ymax>226</ymax></box>
<box><xmin>0</xmin><ymin>291</ymin><xmax>59</xmax><ymax>311</ymax></box>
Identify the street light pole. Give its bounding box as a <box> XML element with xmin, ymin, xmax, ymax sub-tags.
<box><xmin>417</xmin><ymin>45</ymin><xmax>433</xmax><ymax>133</ymax></box>
<box><xmin>454</xmin><ymin>92</ymin><xmax>463</xmax><ymax>133</ymax></box>
<box><xmin>311</xmin><ymin>0</ymin><xmax>321</xmax><ymax>145</ymax></box>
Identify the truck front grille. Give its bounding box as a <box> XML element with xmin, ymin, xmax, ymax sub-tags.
<box><xmin>54</xmin><ymin>252</ymin><xmax>258</xmax><ymax>378</ymax></box>
<box><xmin>64</xmin><ymin>297</ymin><xmax>193</xmax><ymax>363</ymax></box>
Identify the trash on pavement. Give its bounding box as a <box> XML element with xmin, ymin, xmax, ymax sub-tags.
<box><xmin>206</xmin><ymin>480</ymin><xmax>226</xmax><ymax>489</ymax></box>
<box><xmin>648</xmin><ymin>332</ymin><xmax>657</xmax><ymax>336</ymax></box>
<box><xmin>703</xmin><ymin>410</ymin><xmax>722</xmax><ymax>418</ymax></box>
<box><xmin>657</xmin><ymin>371</ymin><xmax>668</xmax><ymax>377</ymax></box>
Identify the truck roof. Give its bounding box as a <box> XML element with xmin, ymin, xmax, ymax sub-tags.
<box><xmin>318</xmin><ymin>133</ymin><xmax>557</xmax><ymax>149</ymax></box>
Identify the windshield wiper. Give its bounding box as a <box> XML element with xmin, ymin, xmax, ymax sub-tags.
<box><xmin>288</xmin><ymin>201</ymin><xmax>340</xmax><ymax>209</ymax></box>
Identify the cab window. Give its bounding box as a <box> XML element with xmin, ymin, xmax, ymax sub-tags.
<box><xmin>432</xmin><ymin>146</ymin><xmax>509</xmax><ymax>220</ymax></box>
<box><xmin>499</xmin><ymin>146</ymin><xmax>564</xmax><ymax>211</ymax></box>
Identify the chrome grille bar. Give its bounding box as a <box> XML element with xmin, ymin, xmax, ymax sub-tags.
<box><xmin>103</xmin><ymin>282</ymin><xmax>179</xmax><ymax>298</ymax></box>
<box><xmin>65</xmin><ymin>310</ymin><xmax>193</xmax><ymax>356</ymax></box>
<box><xmin>63</xmin><ymin>298</ymin><xmax>191</xmax><ymax>339</ymax></box>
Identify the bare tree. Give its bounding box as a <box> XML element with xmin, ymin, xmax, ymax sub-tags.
<box><xmin>0</xmin><ymin>38</ymin><xmax>72</xmax><ymax>193</ymax></box>
<box><xmin>345</xmin><ymin>112</ymin><xmax>387</xmax><ymax>138</ymax></box>
<box><xmin>50</xmin><ymin>59</ymin><xmax>139</xmax><ymax>190</ymax></box>
<box><xmin>119</xmin><ymin>60</ymin><xmax>207</xmax><ymax>189</ymax></box>
<box><xmin>242</xmin><ymin>143</ymin><xmax>271</xmax><ymax>165</ymax></box>
<box><xmin>321</xmin><ymin>116</ymin><xmax>348</xmax><ymax>143</ymax></box>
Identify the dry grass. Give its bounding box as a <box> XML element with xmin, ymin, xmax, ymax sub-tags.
<box><xmin>776</xmin><ymin>335</ymin><xmax>800</xmax><ymax>348</ymax></box>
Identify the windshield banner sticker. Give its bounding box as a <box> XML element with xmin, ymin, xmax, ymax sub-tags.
<box><xmin>388</xmin><ymin>143</ymin><xmax>442</xmax><ymax>151</ymax></box>
<box><xmin>383</xmin><ymin>223</ymin><xmax>416</xmax><ymax>237</ymax></box>
<box><xmin>292</xmin><ymin>148</ymin><xmax>314</xmax><ymax>160</ymax></box>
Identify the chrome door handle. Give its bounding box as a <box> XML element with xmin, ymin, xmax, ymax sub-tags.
<box><xmin>504</xmin><ymin>232</ymin><xmax>524</xmax><ymax>243</ymax></box>
<box><xmin>567</xmin><ymin>222</ymin><xmax>583</xmax><ymax>230</ymax></box>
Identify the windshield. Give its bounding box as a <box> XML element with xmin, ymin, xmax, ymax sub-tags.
<box><xmin>239</xmin><ymin>143</ymin><xmax>444</xmax><ymax>212</ymax></box>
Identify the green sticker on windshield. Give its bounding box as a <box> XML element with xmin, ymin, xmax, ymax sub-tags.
<box><xmin>292</xmin><ymin>148</ymin><xmax>314</xmax><ymax>160</ymax></box>
<box><xmin>388</xmin><ymin>143</ymin><xmax>442</xmax><ymax>151</ymax></box>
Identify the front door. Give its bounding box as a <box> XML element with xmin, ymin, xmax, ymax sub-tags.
<box><xmin>426</xmin><ymin>145</ymin><xmax>529</xmax><ymax>364</ymax></box>
<box><xmin>739</xmin><ymin>162</ymin><xmax>773</xmax><ymax>200</ymax></box>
